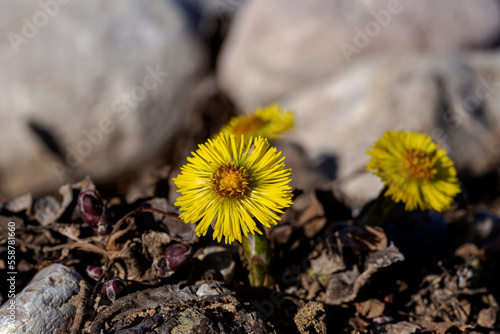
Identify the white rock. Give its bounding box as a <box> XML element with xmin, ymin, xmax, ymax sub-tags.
<box><xmin>218</xmin><ymin>0</ymin><xmax>500</xmax><ymax>110</ymax></box>
<box><xmin>0</xmin><ymin>263</ymin><xmax>84</xmax><ymax>334</ymax></box>
<box><xmin>196</xmin><ymin>283</ymin><xmax>221</xmax><ymax>297</ymax></box>
<box><xmin>0</xmin><ymin>0</ymin><xmax>206</xmax><ymax>197</ymax></box>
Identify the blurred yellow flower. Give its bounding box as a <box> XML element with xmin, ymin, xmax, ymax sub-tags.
<box><xmin>366</xmin><ymin>130</ymin><xmax>461</xmax><ymax>212</ymax></box>
<box><xmin>173</xmin><ymin>134</ymin><xmax>293</xmax><ymax>244</ymax></box>
<box><xmin>220</xmin><ymin>104</ymin><xmax>294</xmax><ymax>140</ymax></box>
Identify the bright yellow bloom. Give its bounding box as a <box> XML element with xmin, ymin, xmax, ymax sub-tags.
<box><xmin>366</xmin><ymin>130</ymin><xmax>461</xmax><ymax>212</ymax></box>
<box><xmin>173</xmin><ymin>134</ymin><xmax>293</xmax><ymax>244</ymax></box>
<box><xmin>219</xmin><ymin>104</ymin><xmax>294</xmax><ymax>140</ymax></box>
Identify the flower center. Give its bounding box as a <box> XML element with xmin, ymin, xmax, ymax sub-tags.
<box><xmin>403</xmin><ymin>149</ymin><xmax>438</xmax><ymax>180</ymax></box>
<box><xmin>231</xmin><ymin>115</ymin><xmax>265</xmax><ymax>136</ymax></box>
<box><xmin>211</xmin><ymin>163</ymin><xmax>251</xmax><ymax>199</ymax></box>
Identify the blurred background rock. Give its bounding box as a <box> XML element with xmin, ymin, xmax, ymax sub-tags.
<box><xmin>0</xmin><ymin>0</ymin><xmax>215</xmax><ymax>198</ymax></box>
<box><xmin>2</xmin><ymin>0</ymin><xmax>500</xmax><ymax>209</ymax></box>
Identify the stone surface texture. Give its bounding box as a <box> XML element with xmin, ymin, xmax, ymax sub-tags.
<box><xmin>0</xmin><ymin>0</ymin><xmax>207</xmax><ymax>197</ymax></box>
<box><xmin>218</xmin><ymin>0</ymin><xmax>500</xmax><ymax>110</ymax></box>
<box><xmin>0</xmin><ymin>263</ymin><xmax>84</xmax><ymax>334</ymax></box>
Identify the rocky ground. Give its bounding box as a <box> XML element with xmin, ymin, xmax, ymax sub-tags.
<box><xmin>1</xmin><ymin>169</ymin><xmax>500</xmax><ymax>333</ymax></box>
<box><xmin>2</xmin><ymin>0</ymin><xmax>500</xmax><ymax>333</ymax></box>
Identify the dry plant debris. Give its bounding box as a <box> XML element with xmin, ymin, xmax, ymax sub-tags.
<box><xmin>0</xmin><ymin>172</ymin><xmax>499</xmax><ymax>333</ymax></box>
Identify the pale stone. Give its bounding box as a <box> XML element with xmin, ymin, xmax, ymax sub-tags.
<box><xmin>0</xmin><ymin>0</ymin><xmax>206</xmax><ymax>197</ymax></box>
<box><xmin>0</xmin><ymin>263</ymin><xmax>84</xmax><ymax>334</ymax></box>
<box><xmin>218</xmin><ymin>0</ymin><xmax>500</xmax><ymax>110</ymax></box>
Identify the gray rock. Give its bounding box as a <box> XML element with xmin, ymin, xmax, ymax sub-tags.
<box><xmin>196</xmin><ymin>283</ymin><xmax>221</xmax><ymax>297</ymax></box>
<box><xmin>0</xmin><ymin>263</ymin><xmax>85</xmax><ymax>334</ymax></box>
<box><xmin>0</xmin><ymin>0</ymin><xmax>207</xmax><ymax>197</ymax></box>
<box><xmin>280</xmin><ymin>52</ymin><xmax>500</xmax><ymax>207</ymax></box>
<box><xmin>218</xmin><ymin>0</ymin><xmax>500</xmax><ymax>110</ymax></box>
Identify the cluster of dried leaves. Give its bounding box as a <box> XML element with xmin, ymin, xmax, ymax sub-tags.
<box><xmin>0</xmin><ymin>174</ymin><xmax>499</xmax><ymax>333</ymax></box>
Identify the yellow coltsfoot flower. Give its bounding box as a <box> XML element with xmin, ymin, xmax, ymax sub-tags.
<box><xmin>219</xmin><ymin>104</ymin><xmax>294</xmax><ymax>140</ymax></box>
<box><xmin>366</xmin><ymin>130</ymin><xmax>461</xmax><ymax>212</ymax></box>
<box><xmin>173</xmin><ymin>134</ymin><xmax>293</xmax><ymax>244</ymax></box>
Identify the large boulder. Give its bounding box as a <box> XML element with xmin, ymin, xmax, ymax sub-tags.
<box><xmin>217</xmin><ymin>0</ymin><xmax>500</xmax><ymax>110</ymax></box>
<box><xmin>0</xmin><ymin>0</ymin><xmax>207</xmax><ymax>197</ymax></box>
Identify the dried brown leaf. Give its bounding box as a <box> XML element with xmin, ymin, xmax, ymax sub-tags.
<box><xmin>324</xmin><ymin>244</ymin><xmax>404</xmax><ymax>305</ymax></box>
<box><xmin>355</xmin><ymin>299</ymin><xmax>385</xmax><ymax>319</ymax></box>
<box><xmin>454</xmin><ymin>243</ymin><xmax>485</xmax><ymax>260</ymax></box>
<box><xmin>141</xmin><ymin>230</ymin><xmax>172</xmax><ymax>263</ymax></box>
<box><xmin>415</xmin><ymin>321</ymin><xmax>473</xmax><ymax>334</ymax></box>
<box><xmin>385</xmin><ymin>321</ymin><xmax>420</xmax><ymax>334</ymax></box>
<box><xmin>477</xmin><ymin>306</ymin><xmax>497</xmax><ymax>328</ymax></box>
<box><xmin>310</xmin><ymin>251</ymin><xmax>345</xmax><ymax>276</ymax></box>
<box><xmin>297</xmin><ymin>193</ymin><xmax>327</xmax><ymax>238</ymax></box>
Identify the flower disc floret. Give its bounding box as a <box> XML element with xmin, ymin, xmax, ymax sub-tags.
<box><xmin>173</xmin><ymin>134</ymin><xmax>293</xmax><ymax>244</ymax></box>
<box><xmin>211</xmin><ymin>163</ymin><xmax>251</xmax><ymax>199</ymax></box>
<box><xmin>231</xmin><ymin>115</ymin><xmax>264</xmax><ymax>137</ymax></box>
<box><xmin>366</xmin><ymin>130</ymin><xmax>461</xmax><ymax>212</ymax></box>
<box><xmin>403</xmin><ymin>148</ymin><xmax>437</xmax><ymax>180</ymax></box>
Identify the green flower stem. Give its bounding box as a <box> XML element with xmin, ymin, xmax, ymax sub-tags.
<box><xmin>242</xmin><ymin>227</ymin><xmax>273</xmax><ymax>288</ymax></box>
<box><xmin>358</xmin><ymin>187</ymin><xmax>396</xmax><ymax>227</ymax></box>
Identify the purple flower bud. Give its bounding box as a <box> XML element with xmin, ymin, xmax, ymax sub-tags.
<box><xmin>101</xmin><ymin>277</ymin><xmax>126</xmax><ymax>303</ymax></box>
<box><xmin>95</xmin><ymin>210</ymin><xmax>112</xmax><ymax>237</ymax></box>
<box><xmin>86</xmin><ymin>266</ymin><xmax>103</xmax><ymax>281</ymax></box>
<box><xmin>163</xmin><ymin>243</ymin><xmax>193</xmax><ymax>271</ymax></box>
<box><xmin>156</xmin><ymin>257</ymin><xmax>168</xmax><ymax>277</ymax></box>
<box><xmin>77</xmin><ymin>190</ymin><xmax>113</xmax><ymax>236</ymax></box>
<box><xmin>78</xmin><ymin>190</ymin><xmax>103</xmax><ymax>228</ymax></box>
